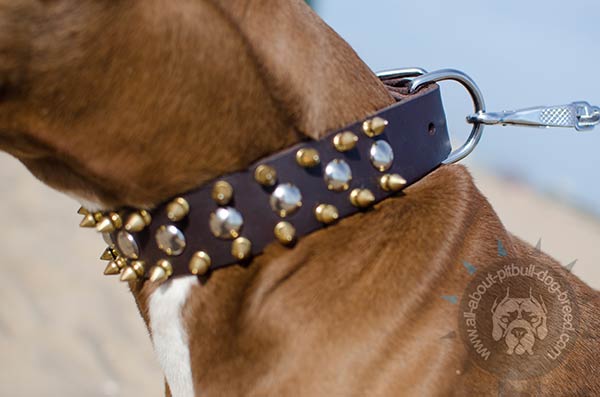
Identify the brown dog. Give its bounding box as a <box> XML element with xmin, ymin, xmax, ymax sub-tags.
<box><xmin>1</xmin><ymin>1</ymin><xmax>598</xmax><ymax>396</ymax></box>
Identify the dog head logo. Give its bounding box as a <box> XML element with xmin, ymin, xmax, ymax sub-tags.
<box><xmin>459</xmin><ymin>259</ymin><xmax>579</xmax><ymax>379</ymax></box>
<box><xmin>491</xmin><ymin>287</ymin><xmax>548</xmax><ymax>356</ymax></box>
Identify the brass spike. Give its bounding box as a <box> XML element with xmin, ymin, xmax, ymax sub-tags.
<box><xmin>140</xmin><ymin>210</ymin><xmax>152</xmax><ymax>226</ymax></box>
<box><xmin>120</xmin><ymin>266</ymin><xmax>138</xmax><ymax>282</ymax></box>
<box><xmin>274</xmin><ymin>221</ymin><xmax>296</xmax><ymax>245</ymax></box>
<box><xmin>125</xmin><ymin>213</ymin><xmax>146</xmax><ymax>232</ymax></box>
<box><xmin>96</xmin><ymin>217</ymin><xmax>115</xmax><ymax>233</ymax></box>
<box><xmin>362</xmin><ymin>116</ymin><xmax>388</xmax><ymax>137</ymax></box>
<box><xmin>77</xmin><ymin>207</ymin><xmax>89</xmax><ymax>215</ymax></box>
<box><xmin>93</xmin><ymin>212</ymin><xmax>104</xmax><ymax>222</ymax></box>
<box><xmin>295</xmin><ymin>148</ymin><xmax>320</xmax><ymax>168</ymax></box>
<box><xmin>131</xmin><ymin>261</ymin><xmax>146</xmax><ymax>277</ymax></box>
<box><xmin>314</xmin><ymin>204</ymin><xmax>339</xmax><ymax>224</ymax></box>
<box><xmin>79</xmin><ymin>214</ymin><xmax>97</xmax><ymax>228</ymax></box>
<box><xmin>254</xmin><ymin>164</ymin><xmax>277</xmax><ymax>187</ymax></box>
<box><xmin>149</xmin><ymin>266</ymin><xmax>167</xmax><ymax>283</ymax></box>
<box><xmin>109</xmin><ymin>212</ymin><xmax>123</xmax><ymax>229</ymax></box>
<box><xmin>379</xmin><ymin>174</ymin><xmax>407</xmax><ymax>192</ymax></box>
<box><xmin>189</xmin><ymin>251</ymin><xmax>211</xmax><ymax>276</ymax></box>
<box><xmin>166</xmin><ymin>197</ymin><xmax>190</xmax><ymax>222</ymax></box>
<box><xmin>100</xmin><ymin>247</ymin><xmax>116</xmax><ymax>261</ymax></box>
<box><xmin>350</xmin><ymin>188</ymin><xmax>376</xmax><ymax>208</ymax></box>
<box><xmin>103</xmin><ymin>261</ymin><xmax>121</xmax><ymax>276</ymax></box>
<box><xmin>333</xmin><ymin>131</ymin><xmax>359</xmax><ymax>152</ymax></box>
<box><xmin>231</xmin><ymin>237</ymin><xmax>252</xmax><ymax>260</ymax></box>
<box><xmin>211</xmin><ymin>181</ymin><xmax>234</xmax><ymax>206</ymax></box>
<box><xmin>150</xmin><ymin>259</ymin><xmax>173</xmax><ymax>283</ymax></box>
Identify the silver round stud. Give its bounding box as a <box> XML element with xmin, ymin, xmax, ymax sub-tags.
<box><xmin>369</xmin><ymin>140</ymin><xmax>394</xmax><ymax>172</ymax></box>
<box><xmin>324</xmin><ymin>159</ymin><xmax>352</xmax><ymax>191</ymax></box>
<box><xmin>155</xmin><ymin>225</ymin><xmax>187</xmax><ymax>256</ymax></box>
<box><xmin>209</xmin><ymin>207</ymin><xmax>244</xmax><ymax>239</ymax></box>
<box><xmin>116</xmin><ymin>230</ymin><xmax>139</xmax><ymax>259</ymax></box>
<box><xmin>270</xmin><ymin>183</ymin><xmax>302</xmax><ymax>217</ymax></box>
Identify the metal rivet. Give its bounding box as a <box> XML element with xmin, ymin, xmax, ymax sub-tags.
<box><xmin>166</xmin><ymin>197</ymin><xmax>189</xmax><ymax>222</ymax></box>
<box><xmin>209</xmin><ymin>207</ymin><xmax>244</xmax><ymax>239</ymax></box>
<box><xmin>212</xmin><ymin>181</ymin><xmax>233</xmax><ymax>206</ymax></box>
<box><xmin>350</xmin><ymin>188</ymin><xmax>376</xmax><ymax>208</ymax></box>
<box><xmin>362</xmin><ymin>116</ymin><xmax>388</xmax><ymax>137</ymax></box>
<box><xmin>314</xmin><ymin>204</ymin><xmax>339</xmax><ymax>224</ymax></box>
<box><xmin>379</xmin><ymin>174</ymin><xmax>407</xmax><ymax>192</ymax></box>
<box><xmin>254</xmin><ymin>164</ymin><xmax>277</xmax><ymax>187</ymax></box>
<box><xmin>270</xmin><ymin>183</ymin><xmax>302</xmax><ymax>217</ymax></box>
<box><xmin>231</xmin><ymin>237</ymin><xmax>252</xmax><ymax>260</ymax></box>
<box><xmin>274</xmin><ymin>221</ymin><xmax>296</xmax><ymax>245</ymax></box>
<box><xmin>332</xmin><ymin>131</ymin><xmax>358</xmax><ymax>152</ymax></box>
<box><xmin>324</xmin><ymin>159</ymin><xmax>352</xmax><ymax>191</ymax></box>
<box><xmin>295</xmin><ymin>148</ymin><xmax>320</xmax><ymax>168</ymax></box>
<box><xmin>369</xmin><ymin>140</ymin><xmax>394</xmax><ymax>172</ymax></box>
<box><xmin>189</xmin><ymin>251</ymin><xmax>211</xmax><ymax>275</ymax></box>
<box><xmin>155</xmin><ymin>225</ymin><xmax>187</xmax><ymax>256</ymax></box>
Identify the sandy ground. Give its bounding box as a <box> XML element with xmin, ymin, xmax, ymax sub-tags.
<box><xmin>0</xmin><ymin>152</ymin><xmax>598</xmax><ymax>397</ymax></box>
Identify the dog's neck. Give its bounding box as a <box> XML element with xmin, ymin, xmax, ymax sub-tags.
<box><xmin>127</xmin><ymin>3</ymin><xmax>397</xmax><ymax>394</ymax></box>
<box><xmin>0</xmin><ymin>2</ymin><xmax>396</xmax><ymax>395</ymax></box>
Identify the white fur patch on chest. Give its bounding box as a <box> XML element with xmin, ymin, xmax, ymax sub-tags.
<box><xmin>149</xmin><ymin>276</ymin><xmax>199</xmax><ymax>397</ymax></box>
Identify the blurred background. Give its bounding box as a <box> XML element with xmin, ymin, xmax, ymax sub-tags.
<box><xmin>1</xmin><ymin>1</ymin><xmax>598</xmax><ymax>396</ymax></box>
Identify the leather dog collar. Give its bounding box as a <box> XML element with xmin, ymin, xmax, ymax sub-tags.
<box><xmin>78</xmin><ymin>79</ymin><xmax>451</xmax><ymax>283</ymax></box>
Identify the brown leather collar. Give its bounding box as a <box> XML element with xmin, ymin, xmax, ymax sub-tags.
<box><xmin>78</xmin><ymin>81</ymin><xmax>451</xmax><ymax>283</ymax></box>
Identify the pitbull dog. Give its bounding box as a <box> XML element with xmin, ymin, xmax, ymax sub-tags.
<box><xmin>492</xmin><ymin>288</ymin><xmax>548</xmax><ymax>356</ymax></box>
<box><xmin>0</xmin><ymin>1</ymin><xmax>599</xmax><ymax>396</ymax></box>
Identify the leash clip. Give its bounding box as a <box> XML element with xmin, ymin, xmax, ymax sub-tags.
<box><xmin>467</xmin><ymin>102</ymin><xmax>600</xmax><ymax>132</ymax></box>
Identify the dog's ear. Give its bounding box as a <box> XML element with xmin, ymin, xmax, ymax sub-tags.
<box><xmin>536</xmin><ymin>294</ymin><xmax>548</xmax><ymax>340</ymax></box>
<box><xmin>493</xmin><ymin>287</ymin><xmax>511</xmax><ymax>312</ymax></box>
<box><xmin>538</xmin><ymin>294</ymin><xmax>548</xmax><ymax>314</ymax></box>
<box><xmin>491</xmin><ymin>296</ymin><xmax>500</xmax><ymax>314</ymax></box>
<box><xmin>537</xmin><ymin>316</ymin><xmax>548</xmax><ymax>340</ymax></box>
<box><xmin>529</xmin><ymin>290</ymin><xmax>548</xmax><ymax>314</ymax></box>
<box><xmin>491</xmin><ymin>296</ymin><xmax>504</xmax><ymax>341</ymax></box>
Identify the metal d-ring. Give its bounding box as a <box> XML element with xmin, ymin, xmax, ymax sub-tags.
<box><xmin>376</xmin><ymin>67</ymin><xmax>428</xmax><ymax>80</ymax></box>
<box><xmin>409</xmin><ymin>69</ymin><xmax>486</xmax><ymax>164</ymax></box>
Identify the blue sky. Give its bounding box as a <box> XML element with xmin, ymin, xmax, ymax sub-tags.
<box><xmin>314</xmin><ymin>0</ymin><xmax>600</xmax><ymax>216</ymax></box>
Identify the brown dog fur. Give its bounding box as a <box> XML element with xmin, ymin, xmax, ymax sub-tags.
<box><xmin>0</xmin><ymin>1</ymin><xmax>598</xmax><ymax>396</ymax></box>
